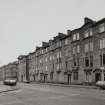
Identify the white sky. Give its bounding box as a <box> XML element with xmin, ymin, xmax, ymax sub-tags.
<box><xmin>0</xmin><ymin>0</ymin><xmax>105</xmax><ymax>66</ymax></box>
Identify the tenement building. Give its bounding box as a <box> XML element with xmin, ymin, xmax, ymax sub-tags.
<box><xmin>17</xmin><ymin>17</ymin><xmax>105</xmax><ymax>84</ymax></box>
<box><xmin>18</xmin><ymin>55</ymin><xmax>29</xmax><ymax>82</ymax></box>
<box><xmin>0</xmin><ymin>61</ymin><xmax>18</xmax><ymax>80</ymax></box>
<box><xmin>1</xmin><ymin>17</ymin><xmax>105</xmax><ymax>85</ymax></box>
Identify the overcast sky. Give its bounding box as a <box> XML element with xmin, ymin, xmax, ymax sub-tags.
<box><xmin>0</xmin><ymin>0</ymin><xmax>105</xmax><ymax>66</ymax></box>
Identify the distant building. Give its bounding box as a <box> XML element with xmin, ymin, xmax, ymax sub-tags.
<box><xmin>18</xmin><ymin>55</ymin><xmax>29</xmax><ymax>82</ymax></box>
<box><xmin>0</xmin><ymin>66</ymin><xmax>5</xmax><ymax>81</ymax></box>
<box><xmin>0</xmin><ymin>61</ymin><xmax>18</xmax><ymax>80</ymax></box>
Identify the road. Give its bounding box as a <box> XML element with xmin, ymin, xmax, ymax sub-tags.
<box><xmin>0</xmin><ymin>83</ymin><xmax>105</xmax><ymax>105</ymax></box>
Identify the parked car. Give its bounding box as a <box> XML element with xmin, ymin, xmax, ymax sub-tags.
<box><xmin>96</xmin><ymin>81</ymin><xmax>105</xmax><ymax>89</ymax></box>
<box><xmin>23</xmin><ymin>80</ymin><xmax>30</xmax><ymax>83</ymax></box>
<box><xmin>4</xmin><ymin>78</ymin><xmax>17</xmax><ymax>86</ymax></box>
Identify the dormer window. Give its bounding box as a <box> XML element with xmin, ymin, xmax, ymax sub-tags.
<box><xmin>73</xmin><ymin>33</ymin><xmax>79</xmax><ymax>41</ymax></box>
<box><xmin>65</xmin><ymin>39</ymin><xmax>68</xmax><ymax>45</ymax></box>
<box><xmin>84</xmin><ymin>30</ymin><xmax>89</xmax><ymax>38</ymax></box>
<box><xmin>84</xmin><ymin>29</ymin><xmax>93</xmax><ymax>38</ymax></box>
<box><xmin>99</xmin><ymin>23</ymin><xmax>105</xmax><ymax>33</ymax></box>
<box><xmin>57</xmin><ymin>41</ymin><xmax>61</xmax><ymax>47</ymax></box>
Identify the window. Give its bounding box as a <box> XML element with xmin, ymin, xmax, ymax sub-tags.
<box><xmin>46</xmin><ymin>48</ymin><xmax>48</xmax><ymax>52</ymax></box>
<box><xmin>100</xmin><ymin>55</ymin><xmax>102</xmax><ymax>66</ymax></box>
<box><xmin>84</xmin><ymin>30</ymin><xmax>89</xmax><ymax>38</ymax></box>
<box><xmin>46</xmin><ymin>66</ymin><xmax>48</xmax><ymax>71</ymax></box>
<box><xmin>40</xmin><ymin>59</ymin><xmax>42</xmax><ymax>63</ymax></box>
<box><xmin>57</xmin><ymin>63</ymin><xmax>62</xmax><ymax>70</ymax></box>
<box><xmin>74</xmin><ymin>61</ymin><xmax>77</xmax><ymax>66</ymax></box>
<box><xmin>73</xmin><ymin>72</ymin><xmax>78</xmax><ymax>80</ymax></box>
<box><xmin>77</xmin><ymin>33</ymin><xmax>79</xmax><ymax>40</ymax></box>
<box><xmin>90</xmin><ymin>56</ymin><xmax>93</xmax><ymax>67</ymax></box>
<box><xmin>73</xmin><ymin>33</ymin><xmax>79</xmax><ymax>41</ymax></box>
<box><xmin>65</xmin><ymin>61</ymin><xmax>68</xmax><ymax>70</ymax></box>
<box><xmin>57</xmin><ymin>51</ymin><xmax>62</xmax><ymax>58</ymax></box>
<box><xmin>65</xmin><ymin>39</ymin><xmax>68</xmax><ymax>45</ymax></box>
<box><xmin>100</xmin><ymin>39</ymin><xmax>102</xmax><ymax>49</ymax></box>
<box><xmin>73</xmin><ymin>47</ymin><xmax>76</xmax><ymax>54</ymax></box>
<box><xmin>50</xmin><ymin>56</ymin><xmax>52</xmax><ymax>61</ymax></box>
<box><xmin>57</xmin><ymin>64</ymin><xmax>59</xmax><ymax>70</ymax></box>
<box><xmin>100</xmin><ymin>38</ymin><xmax>105</xmax><ymax>49</ymax></box>
<box><xmin>99</xmin><ymin>23</ymin><xmax>105</xmax><ymax>33</ymax></box>
<box><xmin>90</xmin><ymin>42</ymin><xmax>93</xmax><ymax>51</ymax></box>
<box><xmin>57</xmin><ymin>41</ymin><xmax>61</xmax><ymax>47</ymax></box>
<box><xmin>65</xmin><ymin>50</ymin><xmax>68</xmax><ymax>57</ymax></box>
<box><xmin>59</xmin><ymin>51</ymin><xmax>62</xmax><ymax>58</ymax></box>
<box><xmin>45</xmin><ymin>57</ymin><xmax>48</xmax><ymax>62</ymax></box>
<box><xmin>41</xmin><ymin>50</ymin><xmax>43</xmax><ymax>54</ymax></box>
<box><xmin>85</xmin><ymin>43</ymin><xmax>89</xmax><ymax>52</ymax></box>
<box><xmin>89</xmin><ymin>28</ymin><xmax>93</xmax><ymax>36</ymax></box>
<box><xmin>53</xmin><ymin>55</ymin><xmax>55</xmax><ymax>60</ymax></box>
<box><xmin>77</xmin><ymin>45</ymin><xmax>80</xmax><ymax>53</ymax></box>
<box><xmin>100</xmin><ymin>54</ymin><xmax>105</xmax><ymax>65</ymax></box>
<box><xmin>50</xmin><ymin>72</ymin><xmax>53</xmax><ymax>80</ymax></box>
<box><xmin>73</xmin><ymin>34</ymin><xmax>76</xmax><ymax>41</ymax></box>
<box><xmin>85</xmin><ymin>57</ymin><xmax>89</xmax><ymax>67</ymax></box>
<box><xmin>59</xmin><ymin>41</ymin><xmax>62</xmax><ymax>47</ymax></box>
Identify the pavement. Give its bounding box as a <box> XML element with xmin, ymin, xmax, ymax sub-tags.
<box><xmin>30</xmin><ymin>82</ymin><xmax>100</xmax><ymax>89</ymax></box>
<box><xmin>0</xmin><ymin>81</ymin><xmax>100</xmax><ymax>94</ymax></box>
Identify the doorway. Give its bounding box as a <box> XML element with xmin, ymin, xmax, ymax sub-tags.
<box><xmin>67</xmin><ymin>74</ymin><xmax>71</xmax><ymax>84</ymax></box>
<box><xmin>95</xmin><ymin>73</ymin><xmax>101</xmax><ymax>82</ymax></box>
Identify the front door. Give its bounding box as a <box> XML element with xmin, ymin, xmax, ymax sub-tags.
<box><xmin>95</xmin><ymin>73</ymin><xmax>101</xmax><ymax>82</ymax></box>
<box><xmin>67</xmin><ymin>74</ymin><xmax>71</xmax><ymax>84</ymax></box>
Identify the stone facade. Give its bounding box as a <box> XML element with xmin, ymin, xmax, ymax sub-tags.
<box><xmin>1</xmin><ymin>17</ymin><xmax>105</xmax><ymax>85</ymax></box>
<box><xmin>18</xmin><ymin>55</ymin><xmax>29</xmax><ymax>82</ymax></box>
<box><xmin>17</xmin><ymin>17</ymin><xmax>105</xmax><ymax>84</ymax></box>
<box><xmin>0</xmin><ymin>61</ymin><xmax>18</xmax><ymax>80</ymax></box>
